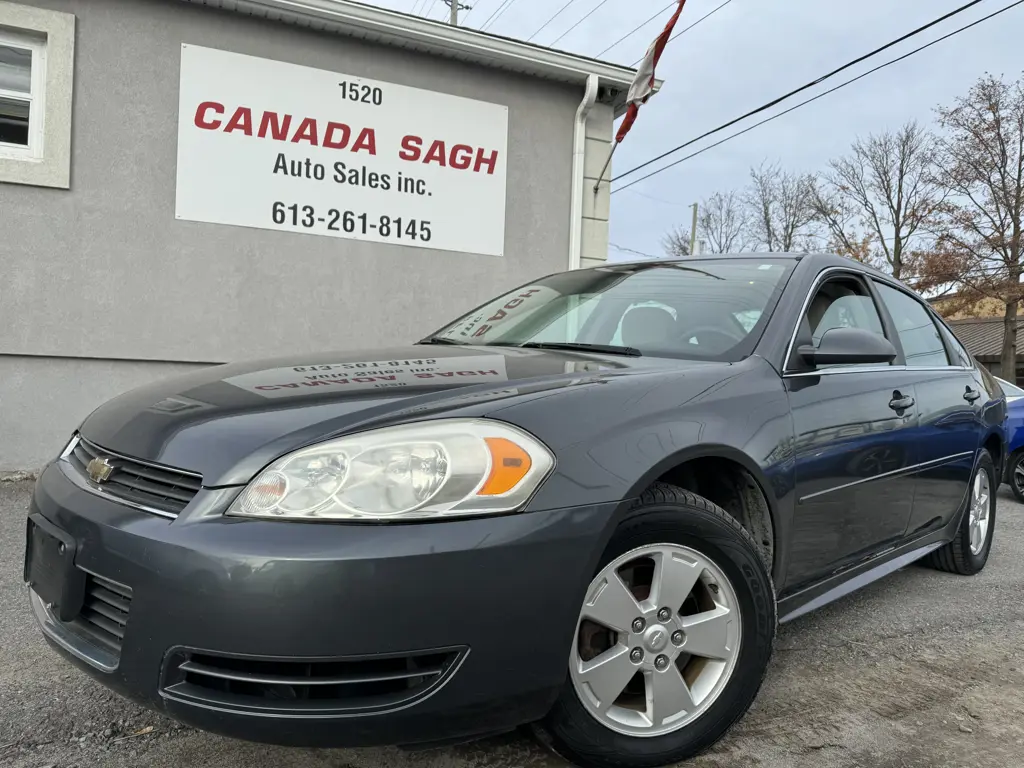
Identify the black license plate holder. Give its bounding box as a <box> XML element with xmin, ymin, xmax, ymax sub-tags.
<box><xmin>24</xmin><ymin>514</ymin><xmax>85</xmax><ymax>622</ymax></box>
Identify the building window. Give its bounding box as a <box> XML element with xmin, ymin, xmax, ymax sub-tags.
<box><xmin>0</xmin><ymin>3</ymin><xmax>75</xmax><ymax>189</ymax></box>
<box><xmin>0</xmin><ymin>31</ymin><xmax>45</xmax><ymax>157</ymax></box>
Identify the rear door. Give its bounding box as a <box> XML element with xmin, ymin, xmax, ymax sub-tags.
<box><xmin>870</xmin><ymin>280</ymin><xmax>982</xmax><ymax>538</ymax></box>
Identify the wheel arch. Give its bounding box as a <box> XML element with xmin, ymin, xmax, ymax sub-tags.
<box><xmin>625</xmin><ymin>445</ymin><xmax>779</xmax><ymax>574</ymax></box>
<box><xmin>982</xmin><ymin>429</ymin><xmax>1005</xmax><ymax>480</ymax></box>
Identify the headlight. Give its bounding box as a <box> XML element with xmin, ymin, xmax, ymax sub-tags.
<box><xmin>226</xmin><ymin>419</ymin><xmax>554</xmax><ymax>521</ymax></box>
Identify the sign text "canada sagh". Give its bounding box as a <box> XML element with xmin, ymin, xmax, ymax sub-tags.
<box><xmin>193</xmin><ymin>102</ymin><xmax>501</xmax><ymax>175</ymax></box>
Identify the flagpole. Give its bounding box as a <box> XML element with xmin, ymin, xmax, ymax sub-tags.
<box><xmin>592</xmin><ymin>142</ymin><xmax>619</xmax><ymax>194</ymax></box>
<box><xmin>595</xmin><ymin>0</ymin><xmax>686</xmax><ymax>193</ymax></box>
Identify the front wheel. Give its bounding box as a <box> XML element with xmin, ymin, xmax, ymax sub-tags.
<box><xmin>536</xmin><ymin>484</ymin><xmax>775</xmax><ymax>768</ymax></box>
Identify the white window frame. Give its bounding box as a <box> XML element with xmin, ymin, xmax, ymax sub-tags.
<box><xmin>0</xmin><ymin>28</ymin><xmax>47</xmax><ymax>160</ymax></box>
<box><xmin>0</xmin><ymin>2</ymin><xmax>74</xmax><ymax>189</ymax></box>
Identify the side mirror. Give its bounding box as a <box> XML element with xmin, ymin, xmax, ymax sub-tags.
<box><xmin>798</xmin><ymin>327</ymin><xmax>898</xmax><ymax>367</ymax></box>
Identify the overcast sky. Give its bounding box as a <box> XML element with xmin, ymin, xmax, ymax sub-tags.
<box><xmin>372</xmin><ymin>0</ymin><xmax>1023</xmax><ymax>261</ymax></box>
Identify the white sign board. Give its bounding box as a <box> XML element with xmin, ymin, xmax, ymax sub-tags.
<box><xmin>175</xmin><ymin>45</ymin><xmax>509</xmax><ymax>256</ymax></box>
<box><xmin>224</xmin><ymin>355</ymin><xmax>510</xmax><ymax>399</ymax></box>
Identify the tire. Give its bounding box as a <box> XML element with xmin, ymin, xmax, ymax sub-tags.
<box><xmin>1008</xmin><ymin>450</ymin><xmax>1024</xmax><ymax>504</ymax></box>
<box><xmin>535</xmin><ymin>483</ymin><xmax>776</xmax><ymax>768</ymax></box>
<box><xmin>925</xmin><ymin>450</ymin><xmax>997</xmax><ymax>575</ymax></box>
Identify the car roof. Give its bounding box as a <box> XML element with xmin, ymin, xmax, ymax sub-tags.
<box><xmin>597</xmin><ymin>252</ymin><xmax>898</xmax><ymax>282</ymax></box>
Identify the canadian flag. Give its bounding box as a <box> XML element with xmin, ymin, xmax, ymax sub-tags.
<box><xmin>615</xmin><ymin>0</ymin><xmax>688</xmax><ymax>144</ymax></box>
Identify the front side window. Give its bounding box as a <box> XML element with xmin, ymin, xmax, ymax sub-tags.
<box><xmin>874</xmin><ymin>282</ymin><xmax>950</xmax><ymax>367</ymax></box>
<box><xmin>430</xmin><ymin>259</ymin><xmax>795</xmax><ymax>361</ymax></box>
<box><xmin>789</xmin><ymin>275</ymin><xmax>889</xmax><ymax>371</ymax></box>
<box><xmin>0</xmin><ymin>32</ymin><xmax>43</xmax><ymax>156</ymax></box>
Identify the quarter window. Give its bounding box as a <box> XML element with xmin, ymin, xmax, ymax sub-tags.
<box><xmin>874</xmin><ymin>282</ymin><xmax>949</xmax><ymax>367</ymax></box>
<box><xmin>938</xmin><ymin>323</ymin><xmax>973</xmax><ymax>368</ymax></box>
<box><xmin>0</xmin><ymin>31</ymin><xmax>44</xmax><ymax>157</ymax></box>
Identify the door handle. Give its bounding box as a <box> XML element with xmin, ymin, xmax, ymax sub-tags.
<box><xmin>889</xmin><ymin>392</ymin><xmax>915</xmax><ymax>411</ymax></box>
<box><xmin>964</xmin><ymin>387</ymin><xmax>982</xmax><ymax>403</ymax></box>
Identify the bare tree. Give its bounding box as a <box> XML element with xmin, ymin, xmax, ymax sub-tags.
<box><xmin>921</xmin><ymin>74</ymin><xmax>1024</xmax><ymax>378</ymax></box>
<box><xmin>745</xmin><ymin>161</ymin><xmax>819</xmax><ymax>252</ymax></box>
<box><xmin>661</xmin><ymin>225</ymin><xmax>691</xmax><ymax>258</ymax></box>
<box><xmin>697</xmin><ymin>191</ymin><xmax>750</xmax><ymax>253</ymax></box>
<box><xmin>810</xmin><ymin>121</ymin><xmax>941</xmax><ymax>280</ymax></box>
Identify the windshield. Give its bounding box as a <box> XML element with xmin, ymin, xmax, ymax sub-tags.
<box><xmin>429</xmin><ymin>259</ymin><xmax>795</xmax><ymax>361</ymax></box>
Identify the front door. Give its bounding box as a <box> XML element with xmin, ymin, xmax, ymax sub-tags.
<box><xmin>782</xmin><ymin>271</ymin><xmax>921</xmax><ymax>590</ymax></box>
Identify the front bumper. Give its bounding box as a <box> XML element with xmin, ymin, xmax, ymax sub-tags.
<box><xmin>27</xmin><ymin>459</ymin><xmax>618</xmax><ymax>747</ymax></box>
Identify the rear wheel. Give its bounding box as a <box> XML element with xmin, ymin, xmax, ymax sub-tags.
<box><xmin>925</xmin><ymin>451</ymin><xmax>996</xmax><ymax>575</ymax></box>
<box><xmin>536</xmin><ymin>484</ymin><xmax>775</xmax><ymax>768</ymax></box>
<box><xmin>1008</xmin><ymin>450</ymin><xmax>1024</xmax><ymax>504</ymax></box>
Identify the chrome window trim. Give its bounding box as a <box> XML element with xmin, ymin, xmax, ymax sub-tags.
<box><xmin>782</xmin><ymin>266</ymin><xmax>972</xmax><ymax>375</ymax></box>
<box><xmin>783</xmin><ymin>365</ymin><xmax>973</xmax><ymax>379</ymax></box>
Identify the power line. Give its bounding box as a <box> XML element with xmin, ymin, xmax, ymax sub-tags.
<box><xmin>613</xmin><ymin>0</ymin><xmax>1024</xmax><ymax>194</ymax></box>
<box><xmin>527</xmin><ymin>0</ymin><xmax>585</xmax><ymax>42</ymax></box>
<box><xmin>550</xmin><ymin>0</ymin><xmax>615</xmax><ymax>47</ymax></box>
<box><xmin>479</xmin><ymin>0</ymin><xmax>518</xmax><ymax>30</ymax></box>
<box><xmin>629</xmin><ymin>0</ymin><xmax>734</xmax><ymax>66</ymax></box>
<box><xmin>610</xmin><ymin>242</ymin><xmax>662</xmax><ymax>260</ymax></box>
<box><xmin>461</xmin><ymin>0</ymin><xmax>485</xmax><ymax>23</ymax></box>
<box><xmin>596</xmin><ymin>2</ymin><xmax>675</xmax><ymax>58</ymax></box>
<box><xmin>612</xmin><ymin>0</ymin><xmax>986</xmax><ymax>183</ymax></box>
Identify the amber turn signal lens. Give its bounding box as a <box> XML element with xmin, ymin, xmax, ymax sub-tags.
<box><xmin>479</xmin><ymin>437</ymin><xmax>533</xmax><ymax>496</ymax></box>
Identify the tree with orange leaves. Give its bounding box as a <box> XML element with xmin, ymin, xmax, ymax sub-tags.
<box><xmin>921</xmin><ymin>73</ymin><xmax>1024</xmax><ymax>378</ymax></box>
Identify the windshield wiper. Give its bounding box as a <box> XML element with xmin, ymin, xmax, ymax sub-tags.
<box><xmin>519</xmin><ymin>341</ymin><xmax>642</xmax><ymax>357</ymax></box>
<box><xmin>418</xmin><ymin>336</ymin><xmax>467</xmax><ymax>346</ymax></box>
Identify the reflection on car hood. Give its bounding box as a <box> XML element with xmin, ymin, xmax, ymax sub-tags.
<box><xmin>78</xmin><ymin>345</ymin><xmax>721</xmax><ymax>486</ymax></box>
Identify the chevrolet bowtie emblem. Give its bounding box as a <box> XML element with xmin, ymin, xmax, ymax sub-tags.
<box><xmin>86</xmin><ymin>457</ymin><xmax>115</xmax><ymax>484</ymax></box>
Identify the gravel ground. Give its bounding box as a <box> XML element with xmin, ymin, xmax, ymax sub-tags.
<box><xmin>2</xmin><ymin>478</ymin><xmax>1023</xmax><ymax>768</ymax></box>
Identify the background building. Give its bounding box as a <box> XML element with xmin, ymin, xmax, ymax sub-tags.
<box><xmin>945</xmin><ymin>316</ymin><xmax>1024</xmax><ymax>383</ymax></box>
<box><xmin>0</xmin><ymin>0</ymin><xmax>650</xmax><ymax>470</ymax></box>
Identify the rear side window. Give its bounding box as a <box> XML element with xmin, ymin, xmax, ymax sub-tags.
<box><xmin>873</xmin><ymin>282</ymin><xmax>949</xmax><ymax>367</ymax></box>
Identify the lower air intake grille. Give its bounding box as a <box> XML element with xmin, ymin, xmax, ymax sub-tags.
<box><xmin>65</xmin><ymin>436</ymin><xmax>202</xmax><ymax>518</ymax></box>
<box><xmin>162</xmin><ymin>647</ymin><xmax>466</xmax><ymax>715</ymax></box>
<box><xmin>65</xmin><ymin>573</ymin><xmax>132</xmax><ymax>659</ymax></box>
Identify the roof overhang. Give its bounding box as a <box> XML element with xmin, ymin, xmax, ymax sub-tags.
<box><xmin>178</xmin><ymin>0</ymin><xmax>660</xmax><ymax>116</ymax></box>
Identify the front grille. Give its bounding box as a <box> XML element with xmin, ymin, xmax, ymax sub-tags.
<box><xmin>66</xmin><ymin>436</ymin><xmax>202</xmax><ymax>518</ymax></box>
<box><xmin>64</xmin><ymin>573</ymin><xmax>133</xmax><ymax>659</ymax></box>
<box><xmin>162</xmin><ymin>647</ymin><xmax>466</xmax><ymax>715</ymax></box>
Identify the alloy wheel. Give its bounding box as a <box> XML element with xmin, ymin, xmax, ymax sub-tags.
<box><xmin>570</xmin><ymin>544</ymin><xmax>742</xmax><ymax>738</ymax></box>
<box><xmin>968</xmin><ymin>468</ymin><xmax>991</xmax><ymax>556</ymax></box>
<box><xmin>1013</xmin><ymin>457</ymin><xmax>1024</xmax><ymax>498</ymax></box>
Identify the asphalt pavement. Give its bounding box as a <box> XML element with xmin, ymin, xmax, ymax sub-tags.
<box><xmin>2</xmin><ymin>478</ymin><xmax>1023</xmax><ymax>768</ymax></box>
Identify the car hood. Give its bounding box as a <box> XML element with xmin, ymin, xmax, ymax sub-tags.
<box><xmin>78</xmin><ymin>344</ymin><xmax>724</xmax><ymax>486</ymax></box>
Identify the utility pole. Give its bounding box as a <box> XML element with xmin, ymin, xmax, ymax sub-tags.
<box><xmin>689</xmin><ymin>203</ymin><xmax>699</xmax><ymax>256</ymax></box>
<box><xmin>444</xmin><ymin>0</ymin><xmax>471</xmax><ymax>25</ymax></box>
